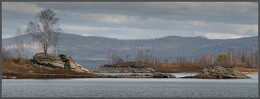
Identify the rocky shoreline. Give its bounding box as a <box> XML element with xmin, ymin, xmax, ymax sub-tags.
<box><xmin>3</xmin><ymin>53</ymin><xmax>252</xmax><ymax>79</ymax></box>
<box><xmin>94</xmin><ymin>67</ymin><xmax>155</xmax><ymax>73</ymax></box>
<box><xmin>182</xmin><ymin>66</ymin><xmax>250</xmax><ymax>79</ymax></box>
<box><xmin>98</xmin><ymin>72</ymin><xmax>176</xmax><ymax>78</ymax></box>
<box><xmin>94</xmin><ymin>63</ymin><xmax>156</xmax><ymax>73</ymax></box>
<box><xmin>2</xmin><ymin>72</ymin><xmax>176</xmax><ymax>79</ymax></box>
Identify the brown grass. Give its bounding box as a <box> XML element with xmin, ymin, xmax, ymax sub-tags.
<box><xmin>154</xmin><ymin>62</ymin><xmax>205</xmax><ymax>73</ymax></box>
<box><xmin>2</xmin><ymin>57</ymin><xmax>98</xmax><ymax>79</ymax></box>
<box><xmin>232</xmin><ymin>66</ymin><xmax>258</xmax><ymax>74</ymax></box>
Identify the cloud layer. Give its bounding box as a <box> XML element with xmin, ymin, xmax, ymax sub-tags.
<box><xmin>2</xmin><ymin>2</ymin><xmax>258</xmax><ymax>39</ymax></box>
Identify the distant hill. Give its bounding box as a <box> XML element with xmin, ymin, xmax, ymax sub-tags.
<box><xmin>2</xmin><ymin>33</ymin><xmax>258</xmax><ymax>70</ymax></box>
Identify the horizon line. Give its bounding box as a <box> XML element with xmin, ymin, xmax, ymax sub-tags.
<box><xmin>2</xmin><ymin>32</ymin><xmax>258</xmax><ymax>40</ymax></box>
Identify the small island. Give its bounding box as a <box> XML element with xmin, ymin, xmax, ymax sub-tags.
<box><xmin>182</xmin><ymin>66</ymin><xmax>249</xmax><ymax>79</ymax></box>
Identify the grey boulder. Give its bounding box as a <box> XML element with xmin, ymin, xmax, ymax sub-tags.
<box><xmin>32</xmin><ymin>53</ymin><xmax>89</xmax><ymax>73</ymax></box>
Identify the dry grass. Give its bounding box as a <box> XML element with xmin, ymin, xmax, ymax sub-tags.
<box><xmin>232</xmin><ymin>66</ymin><xmax>258</xmax><ymax>74</ymax></box>
<box><xmin>153</xmin><ymin>60</ymin><xmax>258</xmax><ymax>73</ymax></box>
<box><xmin>2</xmin><ymin>57</ymin><xmax>98</xmax><ymax>79</ymax></box>
<box><xmin>154</xmin><ymin>62</ymin><xmax>205</xmax><ymax>73</ymax></box>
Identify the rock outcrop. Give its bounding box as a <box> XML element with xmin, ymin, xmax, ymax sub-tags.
<box><xmin>94</xmin><ymin>67</ymin><xmax>155</xmax><ymax>73</ymax></box>
<box><xmin>152</xmin><ymin>72</ymin><xmax>176</xmax><ymax>78</ymax></box>
<box><xmin>183</xmin><ymin>66</ymin><xmax>249</xmax><ymax>79</ymax></box>
<box><xmin>94</xmin><ymin>63</ymin><xmax>156</xmax><ymax>73</ymax></box>
<box><xmin>32</xmin><ymin>53</ymin><xmax>89</xmax><ymax>73</ymax></box>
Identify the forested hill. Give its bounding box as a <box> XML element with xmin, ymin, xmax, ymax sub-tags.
<box><xmin>2</xmin><ymin>33</ymin><xmax>258</xmax><ymax>61</ymax></box>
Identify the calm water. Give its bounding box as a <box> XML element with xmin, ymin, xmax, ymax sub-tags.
<box><xmin>2</xmin><ymin>73</ymin><xmax>258</xmax><ymax>97</ymax></box>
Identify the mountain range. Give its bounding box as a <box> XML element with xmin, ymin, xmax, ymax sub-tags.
<box><xmin>2</xmin><ymin>33</ymin><xmax>258</xmax><ymax>70</ymax></box>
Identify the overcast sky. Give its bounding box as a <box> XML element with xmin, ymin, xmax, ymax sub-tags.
<box><xmin>2</xmin><ymin>2</ymin><xmax>258</xmax><ymax>39</ymax></box>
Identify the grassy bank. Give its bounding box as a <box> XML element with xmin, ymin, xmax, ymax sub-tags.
<box><xmin>233</xmin><ymin>66</ymin><xmax>258</xmax><ymax>74</ymax></box>
<box><xmin>2</xmin><ymin>57</ymin><xmax>172</xmax><ymax>79</ymax></box>
<box><xmin>2</xmin><ymin>57</ymin><xmax>98</xmax><ymax>79</ymax></box>
<box><xmin>154</xmin><ymin>62</ymin><xmax>258</xmax><ymax>74</ymax></box>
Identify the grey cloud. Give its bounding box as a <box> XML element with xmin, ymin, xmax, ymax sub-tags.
<box><xmin>36</xmin><ymin>2</ymin><xmax>258</xmax><ymax>24</ymax></box>
<box><xmin>2</xmin><ymin>2</ymin><xmax>258</xmax><ymax>39</ymax></box>
<box><xmin>4</xmin><ymin>2</ymin><xmax>257</xmax><ymax>25</ymax></box>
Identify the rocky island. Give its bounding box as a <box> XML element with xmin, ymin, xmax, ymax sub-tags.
<box><xmin>2</xmin><ymin>53</ymin><xmax>100</xmax><ymax>79</ymax></box>
<box><xmin>183</xmin><ymin>66</ymin><xmax>249</xmax><ymax>79</ymax></box>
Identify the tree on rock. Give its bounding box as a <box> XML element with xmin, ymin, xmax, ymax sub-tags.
<box><xmin>26</xmin><ymin>9</ymin><xmax>61</xmax><ymax>54</ymax></box>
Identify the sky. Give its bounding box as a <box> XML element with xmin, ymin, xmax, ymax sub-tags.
<box><xmin>2</xmin><ymin>2</ymin><xmax>258</xmax><ymax>39</ymax></box>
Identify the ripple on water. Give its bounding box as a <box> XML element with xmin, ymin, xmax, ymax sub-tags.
<box><xmin>2</xmin><ymin>73</ymin><xmax>258</xmax><ymax>97</ymax></box>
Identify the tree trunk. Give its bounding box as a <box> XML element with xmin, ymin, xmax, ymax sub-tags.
<box><xmin>55</xmin><ymin>46</ymin><xmax>58</xmax><ymax>55</ymax></box>
<box><xmin>19</xmin><ymin>46</ymin><xmax>23</xmax><ymax>58</ymax></box>
<box><xmin>43</xmin><ymin>43</ymin><xmax>48</xmax><ymax>54</ymax></box>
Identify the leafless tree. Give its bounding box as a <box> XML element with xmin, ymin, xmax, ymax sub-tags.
<box><xmin>135</xmin><ymin>50</ymin><xmax>145</xmax><ymax>65</ymax></box>
<box><xmin>176</xmin><ymin>57</ymin><xmax>186</xmax><ymax>64</ymax></box>
<box><xmin>227</xmin><ymin>49</ymin><xmax>235</xmax><ymax>67</ymax></box>
<box><xmin>125</xmin><ymin>54</ymin><xmax>130</xmax><ymax>62</ymax></box>
<box><xmin>68</xmin><ymin>47</ymin><xmax>72</xmax><ymax>56</ymax></box>
<box><xmin>252</xmin><ymin>47</ymin><xmax>258</xmax><ymax>65</ymax></box>
<box><xmin>107</xmin><ymin>49</ymin><xmax>118</xmax><ymax>65</ymax></box>
<box><xmin>53</xmin><ymin>35</ymin><xmax>61</xmax><ymax>55</ymax></box>
<box><xmin>15</xmin><ymin>27</ymin><xmax>24</xmax><ymax>58</ymax></box>
<box><xmin>25</xmin><ymin>9</ymin><xmax>61</xmax><ymax>54</ymax></box>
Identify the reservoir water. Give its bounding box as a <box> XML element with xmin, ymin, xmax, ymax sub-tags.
<box><xmin>2</xmin><ymin>73</ymin><xmax>258</xmax><ymax>97</ymax></box>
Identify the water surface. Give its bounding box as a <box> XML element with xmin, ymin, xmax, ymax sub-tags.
<box><xmin>2</xmin><ymin>73</ymin><xmax>258</xmax><ymax>97</ymax></box>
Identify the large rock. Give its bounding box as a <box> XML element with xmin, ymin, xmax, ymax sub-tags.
<box><xmin>183</xmin><ymin>66</ymin><xmax>249</xmax><ymax>79</ymax></box>
<box><xmin>33</xmin><ymin>53</ymin><xmax>64</xmax><ymax>68</ymax></box>
<box><xmin>32</xmin><ymin>53</ymin><xmax>89</xmax><ymax>73</ymax></box>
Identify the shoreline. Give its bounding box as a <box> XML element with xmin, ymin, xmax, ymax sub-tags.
<box><xmin>241</xmin><ymin>72</ymin><xmax>258</xmax><ymax>74</ymax></box>
<box><xmin>3</xmin><ymin>55</ymin><xmax>257</xmax><ymax>79</ymax></box>
<box><xmin>2</xmin><ymin>71</ymin><xmax>258</xmax><ymax>79</ymax></box>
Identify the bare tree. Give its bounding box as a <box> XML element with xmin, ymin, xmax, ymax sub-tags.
<box><xmin>111</xmin><ymin>50</ymin><xmax>118</xmax><ymax>65</ymax></box>
<box><xmin>68</xmin><ymin>47</ymin><xmax>72</xmax><ymax>56</ymax></box>
<box><xmin>176</xmin><ymin>57</ymin><xmax>186</xmax><ymax>64</ymax></box>
<box><xmin>125</xmin><ymin>54</ymin><xmax>130</xmax><ymax>62</ymax></box>
<box><xmin>252</xmin><ymin>47</ymin><xmax>258</xmax><ymax>65</ymax></box>
<box><xmin>107</xmin><ymin>49</ymin><xmax>118</xmax><ymax>65</ymax></box>
<box><xmin>15</xmin><ymin>27</ymin><xmax>24</xmax><ymax>58</ymax></box>
<box><xmin>53</xmin><ymin>35</ymin><xmax>61</xmax><ymax>55</ymax></box>
<box><xmin>241</xmin><ymin>51</ymin><xmax>246</xmax><ymax>63</ymax></box>
<box><xmin>204</xmin><ymin>54</ymin><xmax>214</xmax><ymax>67</ymax></box>
<box><xmin>227</xmin><ymin>49</ymin><xmax>235</xmax><ymax>67</ymax></box>
<box><xmin>26</xmin><ymin>9</ymin><xmax>61</xmax><ymax>54</ymax></box>
<box><xmin>135</xmin><ymin>50</ymin><xmax>145</xmax><ymax>66</ymax></box>
<box><xmin>107</xmin><ymin>50</ymin><xmax>112</xmax><ymax>64</ymax></box>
